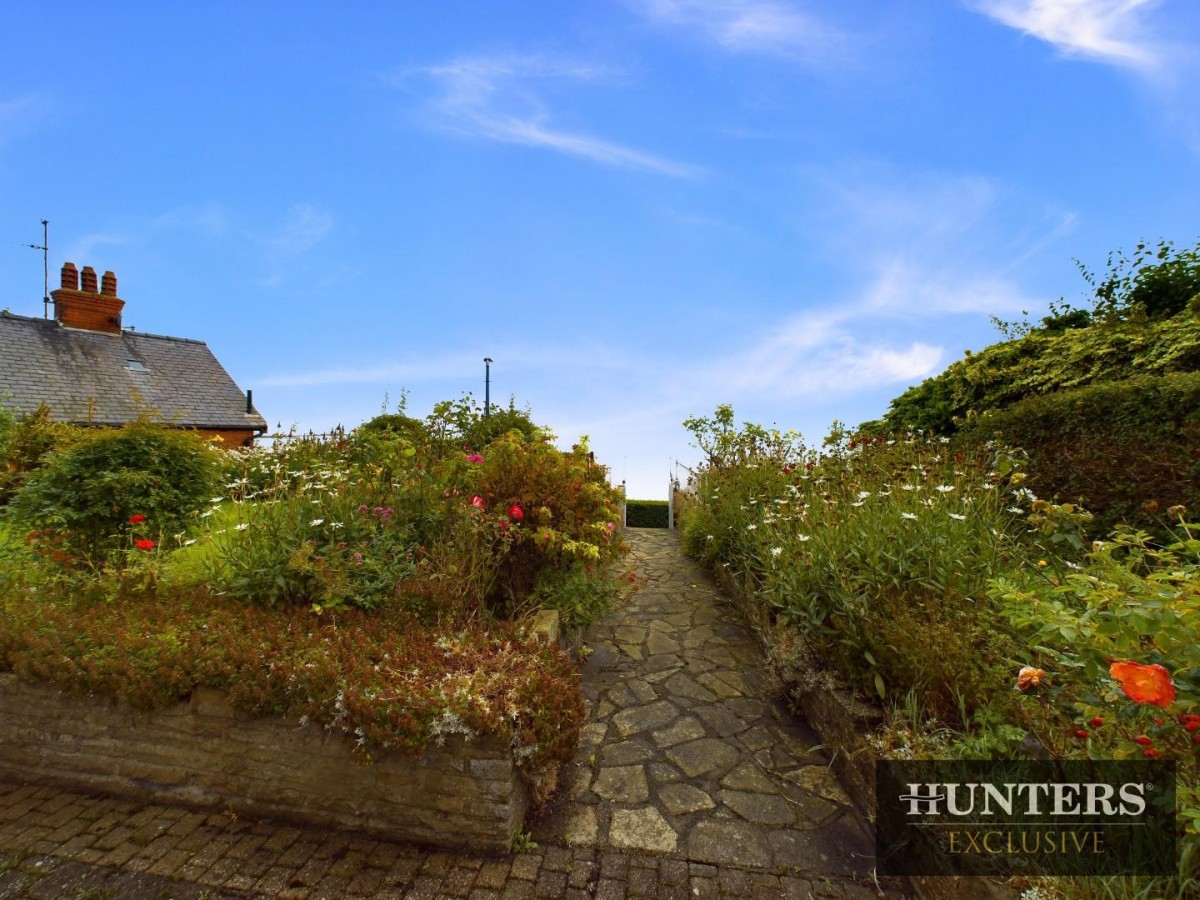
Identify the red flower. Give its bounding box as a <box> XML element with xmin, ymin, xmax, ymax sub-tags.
<box><xmin>1110</xmin><ymin>661</ymin><xmax>1176</xmax><ymax>707</ymax></box>
<box><xmin>466</xmin><ymin>454</ymin><xmax>485</xmax><ymax>464</ymax></box>
<box><xmin>135</xmin><ymin>539</ymin><xmax>155</xmax><ymax>551</ymax></box>
<box><xmin>1074</xmin><ymin>729</ymin><xmax>1088</xmax><ymax>739</ymax></box>
<box><xmin>128</xmin><ymin>514</ymin><xmax>146</xmax><ymax>525</ymax></box>
<box><xmin>508</xmin><ymin>505</ymin><xmax>524</xmax><ymax>521</ymax></box>
<box><xmin>1181</xmin><ymin>715</ymin><xmax>1200</xmax><ymax>732</ymax></box>
<box><xmin>1134</xmin><ymin>735</ymin><xmax>1153</xmax><ymax>746</ymax></box>
<box><xmin>1144</xmin><ymin>749</ymin><xmax>1160</xmax><ymax>759</ymax></box>
<box><xmin>1089</xmin><ymin>716</ymin><xmax>1104</xmax><ymax>728</ymax></box>
<box><xmin>470</xmin><ymin>496</ymin><xmax>484</xmax><ymax>509</ymax></box>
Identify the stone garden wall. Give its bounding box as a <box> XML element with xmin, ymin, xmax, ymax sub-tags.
<box><xmin>0</xmin><ymin>674</ymin><xmax>528</xmax><ymax>853</ymax></box>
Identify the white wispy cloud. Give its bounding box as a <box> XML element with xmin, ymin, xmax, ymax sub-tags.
<box><xmin>260</xmin><ymin>342</ymin><xmax>637</xmax><ymax>389</ymax></box>
<box><xmin>630</xmin><ymin>0</ymin><xmax>845</xmax><ymax>61</ymax></box>
<box><xmin>859</xmin><ymin>259</ymin><xmax>1036</xmax><ymax>317</ymax></box>
<box><xmin>671</xmin><ymin>164</ymin><xmax>1065</xmax><ymax>404</ymax></box>
<box><xmin>702</xmin><ymin>310</ymin><xmax>942</xmax><ymax>399</ymax></box>
<box><xmin>971</xmin><ymin>0</ymin><xmax>1161</xmax><ymax>70</ymax></box>
<box><xmin>261</xmin><ymin>354</ymin><xmax>482</xmax><ymax>388</ymax></box>
<box><xmin>263</xmin><ymin>203</ymin><xmax>333</xmax><ymax>256</ymax></box>
<box><xmin>404</xmin><ymin>54</ymin><xmax>701</xmax><ymax>177</ymax></box>
<box><xmin>152</xmin><ymin>203</ymin><xmax>228</xmax><ymax>236</ymax></box>
<box><xmin>800</xmin><ymin>163</ymin><xmax>1072</xmax><ymax>317</ymax></box>
<box><xmin>0</xmin><ymin>93</ymin><xmax>53</xmax><ymax>145</ymax></box>
<box><xmin>259</xmin><ymin>203</ymin><xmax>335</xmax><ymax>287</ymax></box>
<box><xmin>63</xmin><ymin>232</ymin><xmax>132</xmax><ymax>264</ymax></box>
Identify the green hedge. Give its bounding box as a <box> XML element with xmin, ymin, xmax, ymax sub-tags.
<box><xmin>625</xmin><ymin>499</ymin><xmax>669</xmax><ymax>528</ymax></box>
<box><xmin>870</xmin><ymin>305</ymin><xmax>1200</xmax><ymax>435</ymax></box>
<box><xmin>960</xmin><ymin>372</ymin><xmax>1200</xmax><ymax>535</ymax></box>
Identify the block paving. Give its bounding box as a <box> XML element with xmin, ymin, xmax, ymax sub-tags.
<box><xmin>0</xmin><ymin>528</ymin><xmax>911</xmax><ymax>898</ymax></box>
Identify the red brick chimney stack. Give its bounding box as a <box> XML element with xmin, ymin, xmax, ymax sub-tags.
<box><xmin>51</xmin><ymin>261</ymin><xmax>125</xmax><ymax>334</ymax></box>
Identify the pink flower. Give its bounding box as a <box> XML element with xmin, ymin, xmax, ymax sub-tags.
<box><xmin>466</xmin><ymin>454</ymin><xmax>485</xmax><ymax>464</ymax></box>
<box><xmin>471</xmin><ymin>496</ymin><xmax>484</xmax><ymax>508</ymax></box>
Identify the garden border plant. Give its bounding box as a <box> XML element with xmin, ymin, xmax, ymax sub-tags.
<box><xmin>678</xmin><ymin>404</ymin><xmax>1200</xmax><ymax>898</ymax></box>
<box><xmin>0</xmin><ymin>398</ymin><xmax>631</xmax><ymax>838</ymax></box>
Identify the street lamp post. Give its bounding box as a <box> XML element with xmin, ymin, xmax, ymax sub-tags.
<box><xmin>483</xmin><ymin>358</ymin><xmax>493</xmax><ymax>417</ymax></box>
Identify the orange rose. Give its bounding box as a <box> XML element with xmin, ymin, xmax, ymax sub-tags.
<box><xmin>1016</xmin><ymin>666</ymin><xmax>1046</xmax><ymax>691</ymax></box>
<box><xmin>1109</xmin><ymin>661</ymin><xmax>1176</xmax><ymax>708</ymax></box>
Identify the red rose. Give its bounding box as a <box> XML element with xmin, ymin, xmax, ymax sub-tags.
<box><xmin>129</xmin><ymin>514</ymin><xmax>146</xmax><ymax>524</ymax></box>
<box><xmin>508</xmin><ymin>505</ymin><xmax>524</xmax><ymax>521</ymax></box>
<box><xmin>135</xmin><ymin>539</ymin><xmax>155</xmax><ymax>551</ymax></box>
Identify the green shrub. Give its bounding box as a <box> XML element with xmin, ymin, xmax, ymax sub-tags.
<box><xmin>425</xmin><ymin>395</ymin><xmax>542</xmax><ymax>457</ymax></box>
<box><xmin>0</xmin><ymin>403</ymin><xmax>78</xmax><ymax>505</ymax></box>
<box><xmin>192</xmin><ymin>408</ymin><xmax>623</xmax><ymax>618</ymax></box>
<box><xmin>872</xmin><ymin>310</ymin><xmax>1200</xmax><ymax>435</ymax></box>
<box><xmin>869</xmin><ymin>240</ymin><xmax>1200</xmax><ymax>436</ymax></box>
<box><xmin>960</xmin><ymin>372</ymin><xmax>1200</xmax><ymax>536</ymax></box>
<box><xmin>1086</xmin><ymin>238</ymin><xmax>1200</xmax><ymax>323</ymax></box>
<box><xmin>527</xmin><ymin>562</ymin><xmax>627</xmax><ymax>631</ymax></box>
<box><xmin>468</xmin><ymin>431</ymin><xmax>623</xmax><ymax>611</ymax></box>
<box><xmin>625</xmin><ymin>500</ymin><xmax>669</xmax><ymax>528</ymax></box>
<box><xmin>9</xmin><ymin>422</ymin><xmax>225</xmax><ymax>565</ymax></box>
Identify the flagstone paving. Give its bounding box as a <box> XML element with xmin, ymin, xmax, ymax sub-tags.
<box><xmin>530</xmin><ymin>528</ymin><xmax>879</xmax><ymax>882</ymax></box>
<box><xmin>0</xmin><ymin>527</ymin><xmax>911</xmax><ymax>898</ymax></box>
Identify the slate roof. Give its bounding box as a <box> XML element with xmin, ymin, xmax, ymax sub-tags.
<box><xmin>0</xmin><ymin>311</ymin><xmax>267</xmax><ymax>432</ymax></box>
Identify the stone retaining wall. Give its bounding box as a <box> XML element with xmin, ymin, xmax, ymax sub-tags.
<box><xmin>0</xmin><ymin>674</ymin><xmax>528</xmax><ymax>853</ymax></box>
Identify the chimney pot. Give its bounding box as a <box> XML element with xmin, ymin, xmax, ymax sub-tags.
<box><xmin>60</xmin><ymin>262</ymin><xmax>79</xmax><ymax>291</ymax></box>
<box><xmin>101</xmin><ymin>271</ymin><xmax>118</xmax><ymax>296</ymax></box>
<box><xmin>80</xmin><ymin>266</ymin><xmax>99</xmax><ymax>293</ymax></box>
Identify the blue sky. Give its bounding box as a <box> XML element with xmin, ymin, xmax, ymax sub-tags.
<box><xmin>2</xmin><ymin>1</ymin><xmax>1198</xmax><ymax>498</ymax></box>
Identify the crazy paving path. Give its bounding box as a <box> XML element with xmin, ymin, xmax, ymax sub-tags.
<box><xmin>531</xmin><ymin>527</ymin><xmax>876</xmax><ymax>878</ymax></box>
